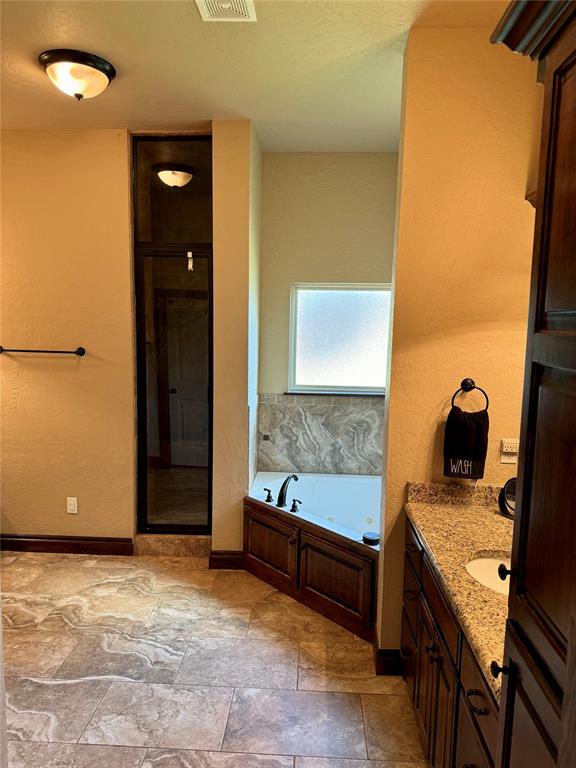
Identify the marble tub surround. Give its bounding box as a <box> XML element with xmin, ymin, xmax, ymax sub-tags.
<box><xmin>258</xmin><ymin>394</ymin><xmax>385</xmax><ymax>475</ymax></box>
<box><xmin>406</xmin><ymin>481</ymin><xmax>514</xmax><ymax>698</ymax></box>
<box><xmin>1</xmin><ymin>551</ymin><xmax>425</xmax><ymax>767</ymax></box>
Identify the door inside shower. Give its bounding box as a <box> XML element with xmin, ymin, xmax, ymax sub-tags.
<box><xmin>133</xmin><ymin>136</ymin><xmax>212</xmax><ymax>533</ymax></box>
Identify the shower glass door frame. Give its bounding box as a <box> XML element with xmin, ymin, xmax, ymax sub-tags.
<box><xmin>134</xmin><ymin>242</ymin><xmax>213</xmax><ymax>535</ymax></box>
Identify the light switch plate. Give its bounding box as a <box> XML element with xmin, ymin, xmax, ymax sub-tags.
<box><xmin>66</xmin><ymin>497</ymin><xmax>78</xmax><ymax>514</ymax></box>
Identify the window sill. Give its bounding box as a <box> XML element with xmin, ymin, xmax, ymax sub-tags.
<box><xmin>284</xmin><ymin>391</ymin><xmax>385</xmax><ymax>398</ymax></box>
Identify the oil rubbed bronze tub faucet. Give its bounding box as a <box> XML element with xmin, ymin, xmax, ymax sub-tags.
<box><xmin>276</xmin><ymin>474</ymin><xmax>298</xmax><ymax>508</ymax></box>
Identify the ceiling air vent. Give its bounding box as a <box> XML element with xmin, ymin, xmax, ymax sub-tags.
<box><xmin>195</xmin><ymin>0</ymin><xmax>257</xmax><ymax>22</ymax></box>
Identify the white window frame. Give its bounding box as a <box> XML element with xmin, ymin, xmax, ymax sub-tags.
<box><xmin>288</xmin><ymin>282</ymin><xmax>391</xmax><ymax>395</ymax></box>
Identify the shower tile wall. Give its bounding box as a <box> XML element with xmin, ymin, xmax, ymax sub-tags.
<box><xmin>257</xmin><ymin>394</ymin><xmax>385</xmax><ymax>475</ymax></box>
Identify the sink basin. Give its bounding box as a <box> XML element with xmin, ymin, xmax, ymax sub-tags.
<box><xmin>465</xmin><ymin>557</ymin><xmax>511</xmax><ymax>595</ymax></box>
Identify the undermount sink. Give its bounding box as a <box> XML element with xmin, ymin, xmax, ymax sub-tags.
<box><xmin>465</xmin><ymin>556</ymin><xmax>511</xmax><ymax>595</ymax></box>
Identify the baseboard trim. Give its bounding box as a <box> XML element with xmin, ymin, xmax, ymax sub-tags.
<box><xmin>0</xmin><ymin>534</ymin><xmax>134</xmax><ymax>556</ymax></box>
<box><xmin>209</xmin><ymin>550</ymin><xmax>245</xmax><ymax>569</ymax></box>
<box><xmin>374</xmin><ymin>646</ymin><xmax>404</xmax><ymax>676</ymax></box>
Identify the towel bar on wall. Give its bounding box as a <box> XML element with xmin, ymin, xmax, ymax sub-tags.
<box><xmin>0</xmin><ymin>346</ymin><xmax>86</xmax><ymax>356</ymax></box>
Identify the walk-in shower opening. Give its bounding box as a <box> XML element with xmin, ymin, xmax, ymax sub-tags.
<box><xmin>133</xmin><ymin>136</ymin><xmax>213</xmax><ymax>534</ymax></box>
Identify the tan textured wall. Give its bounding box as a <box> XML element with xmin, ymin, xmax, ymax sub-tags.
<box><xmin>211</xmin><ymin>120</ymin><xmax>253</xmax><ymax>551</ymax></box>
<box><xmin>259</xmin><ymin>153</ymin><xmax>398</xmax><ymax>393</ymax></box>
<box><xmin>378</xmin><ymin>29</ymin><xmax>541</xmax><ymax>647</ymax></box>
<box><xmin>0</xmin><ymin>129</ymin><xmax>134</xmax><ymax>538</ymax></box>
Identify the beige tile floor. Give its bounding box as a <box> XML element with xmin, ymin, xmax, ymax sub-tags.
<box><xmin>1</xmin><ymin>551</ymin><xmax>427</xmax><ymax>768</ymax></box>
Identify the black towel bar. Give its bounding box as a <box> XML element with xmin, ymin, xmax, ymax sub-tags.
<box><xmin>0</xmin><ymin>346</ymin><xmax>86</xmax><ymax>356</ymax></box>
<box><xmin>451</xmin><ymin>378</ymin><xmax>489</xmax><ymax>408</ymax></box>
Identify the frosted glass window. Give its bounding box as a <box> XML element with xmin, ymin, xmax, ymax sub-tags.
<box><xmin>289</xmin><ymin>284</ymin><xmax>391</xmax><ymax>393</ymax></box>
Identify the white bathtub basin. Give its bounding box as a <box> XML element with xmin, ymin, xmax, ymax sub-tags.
<box><xmin>465</xmin><ymin>556</ymin><xmax>511</xmax><ymax>595</ymax></box>
<box><xmin>249</xmin><ymin>471</ymin><xmax>382</xmax><ymax>545</ymax></box>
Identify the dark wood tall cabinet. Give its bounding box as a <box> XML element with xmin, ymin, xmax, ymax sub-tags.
<box><xmin>491</xmin><ymin>3</ymin><xmax>576</xmax><ymax>766</ymax></box>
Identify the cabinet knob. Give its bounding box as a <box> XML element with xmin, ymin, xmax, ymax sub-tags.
<box><xmin>288</xmin><ymin>537</ymin><xmax>297</xmax><ymax>546</ymax></box>
<box><xmin>490</xmin><ymin>660</ymin><xmax>509</xmax><ymax>679</ymax></box>
<box><xmin>498</xmin><ymin>562</ymin><xmax>513</xmax><ymax>581</ymax></box>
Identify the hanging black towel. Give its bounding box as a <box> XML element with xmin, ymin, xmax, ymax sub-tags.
<box><xmin>443</xmin><ymin>406</ymin><xmax>489</xmax><ymax>479</ymax></box>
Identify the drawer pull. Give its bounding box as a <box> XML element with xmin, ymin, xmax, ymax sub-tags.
<box><xmin>466</xmin><ymin>688</ymin><xmax>489</xmax><ymax>716</ymax></box>
<box><xmin>463</xmin><ymin>764</ymin><xmax>480</xmax><ymax>768</ymax></box>
<box><xmin>403</xmin><ymin>589</ymin><xmax>418</xmax><ymax>602</ymax></box>
<box><xmin>490</xmin><ymin>660</ymin><xmax>509</xmax><ymax>679</ymax></box>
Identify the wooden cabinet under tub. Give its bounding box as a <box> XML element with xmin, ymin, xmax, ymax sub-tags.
<box><xmin>243</xmin><ymin>497</ymin><xmax>378</xmax><ymax>641</ymax></box>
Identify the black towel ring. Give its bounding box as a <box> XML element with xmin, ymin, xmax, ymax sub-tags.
<box><xmin>451</xmin><ymin>378</ymin><xmax>489</xmax><ymax>409</ymax></box>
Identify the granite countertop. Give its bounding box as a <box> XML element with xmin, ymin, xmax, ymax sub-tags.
<box><xmin>405</xmin><ymin>482</ymin><xmax>514</xmax><ymax>700</ymax></box>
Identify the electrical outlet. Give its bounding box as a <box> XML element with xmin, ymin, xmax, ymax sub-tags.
<box><xmin>66</xmin><ymin>497</ymin><xmax>78</xmax><ymax>514</ymax></box>
<box><xmin>500</xmin><ymin>438</ymin><xmax>520</xmax><ymax>464</ymax></box>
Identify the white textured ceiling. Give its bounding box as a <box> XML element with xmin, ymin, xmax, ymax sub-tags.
<box><xmin>1</xmin><ymin>0</ymin><xmax>508</xmax><ymax>150</ymax></box>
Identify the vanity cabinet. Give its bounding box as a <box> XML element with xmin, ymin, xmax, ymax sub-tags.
<box><xmin>403</xmin><ymin>518</ymin><xmax>497</xmax><ymax>768</ymax></box>
<box><xmin>243</xmin><ymin>497</ymin><xmax>378</xmax><ymax>641</ymax></box>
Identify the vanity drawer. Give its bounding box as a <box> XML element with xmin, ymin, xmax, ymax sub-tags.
<box><xmin>460</xmin><ymin>640</ymin><xmax>499</xmax><ymax>760</ymax></box>
<box><xmin>403</xmin><ymin>554</ymin><xmax>420</xmax><ymax>636</ymax></box>
<box><xmin>421</xmin><ymin>555</ymin><xmax>459</xmax><ymax>663</ymax></box>
<box><xmin>405</xmin><ymin>519</ymin><xmax>423</xmax><ymax>577</ymax></box>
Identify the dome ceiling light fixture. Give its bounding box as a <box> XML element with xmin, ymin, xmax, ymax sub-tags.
<box><xmin>38</xmin><ymin>49</ymin><xmax>116</xmax><ymax>101</ymax></box>
<box><xmin>154</xmin><ymin>164</ymin><xmax>196</xmax><ymax>188</ymax></box>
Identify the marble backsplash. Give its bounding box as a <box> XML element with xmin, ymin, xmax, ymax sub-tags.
<box><xmin>257</xmin><ymin>393</ymin><xmax>385</xmax><ymax>475</ymax></box>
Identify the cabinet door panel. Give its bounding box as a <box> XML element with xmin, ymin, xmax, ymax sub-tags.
<box><xmin>244</xmin><ymin>508</ymin><xmax>298</xmax><ymax>588</ymax></box>
<box><xmin>456</xmin><ymin>692</ymin><xmax>492</xmax><ymax>768</ymax></box>
<box><xmin>461</xmin><ymin>640</ymin><xmax>499</xmax><ymax>759</ymax></box>
<box><xmin>432</xmin><ymin>636</ymin><xmax>458</xmax><ymax>768</ymax></box>
<box><xmin>497</xmin><ymin>625</ymin><xmax>560</xmax><ymax>768</ymax></box>
<box><xmin>415</xmin><ymin>597</ymin><xmax>437</xmax><ymax>754</ymax></box>
<box><xmin>401</xmin><ymin>607</ymin><xmax>418</xmax><ymax>701</ymax></box>
<box><xmin>403</xmin><ymin>554</ymin><xmax>420</xmax><ymax>638</ymax></box>
<box><xmin>299</xmin><ymin>533</ymin><xmax>374</xmax><ymax>633</ymax></box>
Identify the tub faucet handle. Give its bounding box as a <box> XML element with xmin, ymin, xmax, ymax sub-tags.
<box><xmin>263</xmin><ymin>488</ymin><xmax>274</xmax><ymax>503</ymax></box>
<box><xmin>290</xmin><ymin>499</ymin><xmax>302</xmax><ymax>513</ymax></box>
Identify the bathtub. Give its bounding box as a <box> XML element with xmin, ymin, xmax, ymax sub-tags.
<box><xmin>249</xmin><ymin>471</ymin><xmax>382</xmax><ymax>547</ymax></box>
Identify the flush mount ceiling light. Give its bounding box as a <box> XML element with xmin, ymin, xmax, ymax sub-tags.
<box><xmin>155</xmin><ymin>165</ymin><xmax>196</xmax><ymax>188</ymax></box>
<box><xmin>38</xmin><ymin>49</ymin><xmax>116</xmax><ymax>100</ymax></box>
